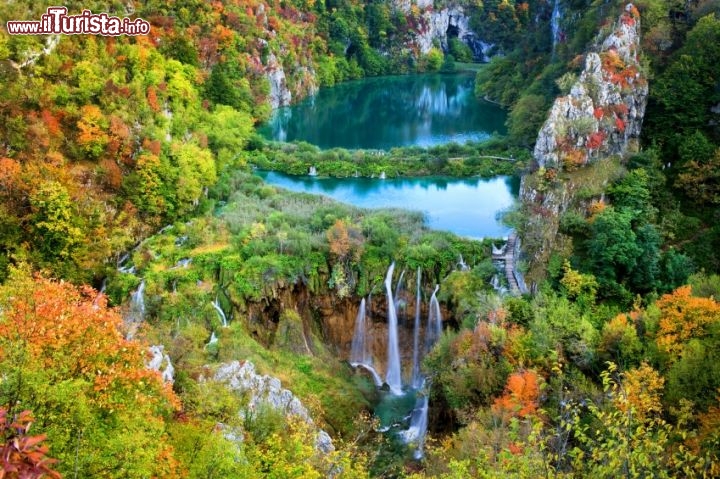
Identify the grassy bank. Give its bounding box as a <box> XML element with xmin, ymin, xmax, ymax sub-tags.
<box><xmin>246</xmin><ymin>139</ymin><xmax>530</xmax><ymax>179</ymax></box>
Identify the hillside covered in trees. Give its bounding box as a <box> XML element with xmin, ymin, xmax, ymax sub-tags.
<box><xmin>1</xmin><ymin>0</ymin><xmax>720</xmax><ymax>477</ymax></box>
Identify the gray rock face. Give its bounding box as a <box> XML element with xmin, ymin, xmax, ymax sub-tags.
<box><xmin>265</xmin><ymin>53</ymin><xmax>292</xmax><ymax>109</ymax></box>
<box><xmin>147</xmin><ymin>345</ymin><xmax>174</xmax><ymax>383</ymax></box>
<box><xmin>520</xmin><ymin>5</ymin><xmax>648</xmax><ymax>279</ymax></box>
<box><xmin>394</xmin><ymin>0</ymin><xmax>494</xmax><ymax>62</ymax></box>
<box><xmin>214</xmin><ymin>360</ymin><xmax>335</xmax><ymax>454</ymax></box>
<box><xmin>533</xmin><ymin>8</ymin><xmax>647</xmax><ymax>169</ymax></box>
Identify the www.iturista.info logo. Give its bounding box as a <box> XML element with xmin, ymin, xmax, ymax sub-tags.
<box><xmin>6</xmin><ymin>6</ymin><xmax>150</xmax><ymax>36</ymax></box>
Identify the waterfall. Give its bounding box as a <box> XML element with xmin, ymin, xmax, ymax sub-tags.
<box><xmin>172</xmin><ymin>258</ymin><xmax>192</xmax><ymax>269</ymax></box>
<box><xmin>118</xmin><ymin>263</ymin><xmax>136</xmax><ymax>275</ymax></box>
<box><xmin>492</xmin><ymin>242</ymin><xmax>507</xmax><ymax>256</ymax></box>
<box><xmin>206</xmin><ymin>331</ymin><xmax>218</xmax><ymax>347</ymax></box>
<box><xmin>308</xmin><ymin>165</ymin><xmax>318</xmax><ymax>177</ymax></box>
<box><xmin>394</xmin><ymin>269</ymin><xmax>406</xmax><ymax>320</ymax></box>
<box><xmin>394</xmin><ymin>269</ymin><xmax>405</xmax><ymax>304</ymax></box>
<box><xmin>551</xmin><ymin>0</ymin><xmax>562</xmax><ymax>51</ymax></box>
<box><xmin>123</xmin><ymin>280</ymin><xmax>146</xmax><ymax>339</ymax></box>
<box><xmin>93</xmin><ymin>278</ymin><xmax>108</xmax><ymax>309</ymax></box>
<box><xmin>354</xmin><ymin>363</ymin><xmax>383</xmax><ymax>388</ymax></box>
<box><xmin>130</xmin><ymin>280</ymin><xmax>146</xmax><ymax>321</ymax></box>
<box><xmin>404</xmin><ymin>285</ymin><xmax>441</xmax><ymax>460</ymax></box>
<box><xmin>400</xmin><ymin>379</ymin><xmax>430</xmax><ymax>459</ymax></box>
<box><xmin>350</xmin><ymin>298</ymin><xmax>368</xmax><ymax>364</ymax></box>
<box><xmin>384</xmin><ymin>262</ymin><xmax>403</xmax><ymax>395</ymax></box>
<box><xmin>411</xmin><ymin>268</ymin><xmax>422</xmax><ymax>388</ymax></box>
<box><xmin>212</xmin><ymin>297</ymin><xmax>228</xmax><ymax>328</ymax></box>
<box><xmin>424</xmin><ymin>285</ymin><xmax>442</xmax><ymax>355</ymax></box>
<box><xmin>457</xmin><ymin>254</ymin><xmax>469</xmax><ymax>271</ymax></box>
<box><xmin>367</xmin><ymin>266</ymin><xmax>444</xmax><ymax>458</ymax></box>
<box><xmin>350</xmin><ymin>298</ymin><xmax>383</xmax><ymax>387</ymax></box>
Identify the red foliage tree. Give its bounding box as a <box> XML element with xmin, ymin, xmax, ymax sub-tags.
<box><xmin>0</xmin><ymin>409</ymin><xmax>61</xmax><ymax>479</ymax></box>
<box><xmin>587</xmin><ymin>131</ymin><xmax>606</xmax><ymax>150</ymax></box>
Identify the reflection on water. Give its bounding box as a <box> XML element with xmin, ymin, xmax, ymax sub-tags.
<box><xmin>258</xmin><ymin>73</ymin><xmax>507</xmax><ymax>150</ymax></box>
<box><xmin>255</xmin><ymin>171</ymin><xmax>518</xmax><ymax>239</ymax></box>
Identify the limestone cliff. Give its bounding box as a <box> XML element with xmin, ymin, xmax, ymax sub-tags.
<box><xmin>520</xmin><ymin>4</ymin><xmax>648</xmax><ymax>281</ymax></box>
<box><xmin>253</xmin><ymin>5</ymin><xmax>318</xmax><ymax>108</ymax></box>
<box><xmin>393</xmin><ymin>0</ymin><xmax>494</xmax><ymax>62</ymax></box>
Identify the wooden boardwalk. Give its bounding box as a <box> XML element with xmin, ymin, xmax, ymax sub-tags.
<box><xmin>492</xmin><ymin>232</ymin><xmax>528</xmax><ymax>295</ymax></box>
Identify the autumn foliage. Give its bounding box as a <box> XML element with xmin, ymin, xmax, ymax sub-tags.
<box><xmin>0</xmin><ymin>409</ymin><xmax>60</xmax><ymax>479</ymax></box>
<box><xmin>656</xmin><ymin>285</ymin><xmax>720</xmax><ymax>357</ymax></box>
<box><xmin>492</xmin><ymin>370</ymin><xmax>542</xmax><ymax>420</ymax></box>
<box><xmin>0</xmin><ymin>274</ymin><xmax>178</xmax><ymax>409</ymax></box>
<box><xmin>0</xmin><ymin>273</ymin><xmax>180</xmax><ymax>477</ymax></box>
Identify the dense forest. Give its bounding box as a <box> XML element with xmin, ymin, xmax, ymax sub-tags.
<box><xmin>1</xmin><ymin>0</ymin><xmax>720</xmax><ymax>477</ymax></box>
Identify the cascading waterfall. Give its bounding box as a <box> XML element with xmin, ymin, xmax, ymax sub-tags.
<box><xmin>350</xmin><ymin>262</ymin><xmax>445</xmax><ymax>458</ymax></box>
<box><xmin>551</xmin><ymin>0</ymin><xmax>562</xmax><ymax>51</ymax></box>
<box><xmin>130</xmin><ymin>280</ymin><xmax>146</xmax><ymax>321</ymax></box>
<box><xmin>206</xmin><ymin>331</ymin><xmax>218</xmax><ymax>347</ymax></box>
<box><xmin>424</xmin><ymin>285</ymin><xmax>442</xmax><ymax>355</ymax></box>
<box><xmin>350</xmin><ymin>297</ymin><xmax>384</xmax><ymax>387</ymax></box>
<box><xmin>384</xmin><ymin>262</ymin><xmax>403</xmax><ymax>395</ymax></box>
<box><xmin>457</xmin><ymin>254</ymin><xmax>469</xmax><ymax>272</ymax></box>
<box><xmin>93</xmin><ymin>278</ymin><xmax>108</xmax><ymax>309</ymax></box>
<box><xmin>394</xmin><ymin>269</ymin><xmax>406</xmax><ymax>320</ymax></box>
<box><xmin>148</xmin><ymin>345</ymin><xmax>175</xmax><ymax>382</ymax></box>
<box><xmin>394</xmin><ymin>269</ymin><xmax>405</xmax><ymax>306</ymax></box>
<box><xmin>123</xmin><ymin>280</ymin><xmax>146</xmax><ymax>339</ymax></box>
<box><xmin>212</xmin><ymin>297</ymin><xmax>228</xmax><ymax>328</ymax></box>
<box><xmin>404</xmin><ymin>284</ymin><xmax>442</xmax><ymax>459</ymax></box>
<box><xmin>411</xmin><ymin>268</ymin><xmax>422</xmax><ymax>389</ymax></box>
<box><xmin>400</xmin><ymin>379</ymin><xmax>430</xmax><ymax>460</ymax></box>
<box><xmin>173</xmin><ymin>258</ymin><xmax>192</xmax><ymax>269</ymax></box>
<box><xmin>350</xmin><ymin>297</ymin><xmax>369</xmax><ymax>364</ymax></box>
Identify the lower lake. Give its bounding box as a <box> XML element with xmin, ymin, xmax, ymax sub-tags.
<box><xmin>255</xmin><ymin>171</ymin><xmax>519</xmax><ymax>239</ymax></box>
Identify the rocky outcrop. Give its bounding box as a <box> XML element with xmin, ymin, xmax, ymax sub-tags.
<box><xmin>265</xmin><ymin>53</ymin><xmax>292</xmax><ymax>108</ymax></box>
<box><xmin>214</xmin><ymin>360</ymin><xmax>334</xmax><ymax>454</ymax></box>
<box><xmin>533</xmin><ymin>5</ymin><xmax>647</xmax><ymax>170</ymax></box>
<box><xmin>147</xmin><ymin>344</ymin><xmax>174</xmax><ymax>383</ymax></box>
<box><xmin>264</xmin><ymin>53</ymin><xmax>319</xmax><ymax>109</ymax></box>
<box><xmin>394</xmin><ymin>0</ymin><xmax>494</xmax><ymax>62</ymax></box>
<box><xmin>520</xmin><ymin>4</ymin><xmax>648</xmax><ymax>281</ymax></box>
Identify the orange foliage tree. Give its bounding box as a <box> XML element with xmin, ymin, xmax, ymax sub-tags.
<box><xmin>655</xmin><ymin>285</ymin><xmax>720</xmax><ymax>357</ymax></box>
<box><xmin>492</xmin><ymin>370</ymin><xmax>542</xmax><ymax>421</ymax></box>
<box><xmin>0</xmin><ymin>272</ymin><xmax>180</xmax><ymax>477</ymax></box>
<box><xmin>326</xmin><ymin>219</ymin><xmax>364</xmax><ymax>263</ymax></box>
<box><xmin>0</xmin><ymin>272</ymin><xmax>178</xmax><ymax>411</ymax></box>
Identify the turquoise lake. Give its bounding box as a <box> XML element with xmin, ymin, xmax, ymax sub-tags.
<box><xmin>258</xmin><ymin>72</ymin><xmax>507</xmax><ymax>150</ymax></box>
<box><xmin>255</xmin><ymin>171</ymin><xmax>519</xmax><ymax>239</ymax></box>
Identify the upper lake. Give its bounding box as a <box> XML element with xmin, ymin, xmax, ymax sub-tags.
<box><xmin>255</xmin><ymin>171</ymin><xmax>519</xmax><ymax>239</ymax></box>
<box><xmin>258</xmin><ymin>72</ymin><xmax>507</xmax><ymax>150</ymax></box>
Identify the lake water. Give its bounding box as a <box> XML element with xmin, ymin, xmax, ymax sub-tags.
<box><xmin>255</xmin><ymin>171</ymin><xmax>519</xmax><ymax>239</ymax></box>
<box><xmin>258</xmin><ymin>73</ymin><xmax>507</xmax><ymax>150</ymax></box>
